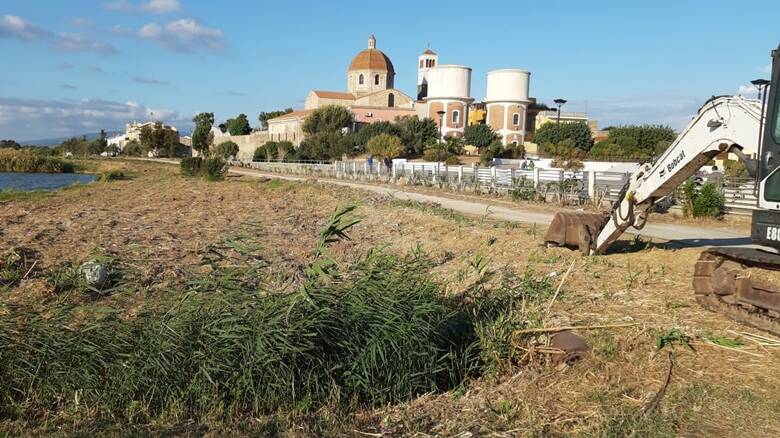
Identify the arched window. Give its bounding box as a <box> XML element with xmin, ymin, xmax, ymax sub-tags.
<box><xmin>358</xmin><ymin>74</ymin><xmax>364</xmax><ymax>85</ymax></box>
<box><xmin>512</xmin><ymin>113</ymin><xmax>520</xmax><ymax>126</ymax></box>
<box><xmin>388</xmin><ymin>93</ymin><xmax>394</xmax><ymax>107</ymax></box>
<box><xmin>374</xmin><ymin>74</ymin><xmax>380</xmax><ymax>85</ymax></box>
<box><xmin>452</xmin><ymin>110</ymin><xmax>460</xmax><ymax>125</ymax></box>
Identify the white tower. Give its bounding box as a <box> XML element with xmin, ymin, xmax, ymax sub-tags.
<box><xmin>368</xmin><ymin>34</ymin><xmax>376</xmax><ymax>49</ymax></box>
<box><xmin>425</xmin><ymin>65</ymin><xmax>474</xmax><ymax>139</ymax></box>
<box><xmin>485</xmin><ymin>69</ymin><xmax>531</xmax><ymax>146</ymax></box>
<box><xmin>417</xmin><ymin>47</ymin><xmax>438</xmax><ymax>100</ymax></box>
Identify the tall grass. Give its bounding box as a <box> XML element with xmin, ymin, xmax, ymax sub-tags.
<box><xmin>0</xmin><ymin>149</ymin><xmax>74</xmax><ymax>173</ymax></box>
<box><xmin>0</xmin><ymin>206</ymin><xmax>556</xmax><ymax>425</ymax></box>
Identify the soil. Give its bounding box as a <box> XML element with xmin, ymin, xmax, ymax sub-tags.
<box><xmin>1</xmin><ymin>159</ymin><xmax>778</xmax><ymax>436</ymax></box>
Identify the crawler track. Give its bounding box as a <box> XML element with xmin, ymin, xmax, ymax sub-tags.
<box><xmin>693</xmin><ymin>247</ymin><xmax>780</xmax><ymax>336</ymax></box>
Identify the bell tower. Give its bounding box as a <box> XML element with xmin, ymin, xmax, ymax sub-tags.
<box><xmin>417</xmin><ymin>47</ymin><xmax>438</xmax><ymax>100</ymax></box>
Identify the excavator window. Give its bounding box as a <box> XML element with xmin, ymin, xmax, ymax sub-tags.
<box><xmin>764</xmin><ymin>167</ymin><xmax>780</xmax><ymax>202</ymax></box>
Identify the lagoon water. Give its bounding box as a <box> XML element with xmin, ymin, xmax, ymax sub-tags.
<box><xmin>0</xmin><ymin>172</ymin><xmax>96</xmax><ymax>191</ymax></box>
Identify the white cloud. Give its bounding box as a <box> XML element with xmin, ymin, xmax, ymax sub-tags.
<box><xmin>738</xmin><ymin>84</ymin><xmax>758</xmax><ymax>97</ymax></box>
<box><xmin>68</xmin><ymin>17</ymin><xmax>94</xmax><ymax>28</ymax></box>
<box><xmin>132</xmin><ymin>75</ymin><xmax>170</xmax><ymax>85</ymax></box>
<box><xmin>760</xmin><ymin>63</ymin><xmax>772</xmax><ymax>74</ymax></box>
<box><xmin>141</xmin><ymin>0</ymin><xmax>182</xmax><ymax>14</ymax></box>
<box><xmin>101</xmin><ymin>0</ymin><xmax>181</xmax><ymax>14</ymax></box>
<box><xmin>101</xmin><ymin>1</ymin><xmax>134</xmax><ymax>12</ymax></box>
<box><xmin>0</xmin><ymin>14</ymin><xmax>52</xmax><ymax>40</ymax></box>
<box><xmin>55</xmin><ymin>32</ymin><xmax>118</xmax><ymax>54</ymax></box>
<box><xmin>0</xmin><ymin>96</ymin><xmax>191</xmax><ymax>141</ymax></box>
<box><xmin>136</xmin><ymin>18</ymin><xmax>224</xmax><ymax>52</ymax></box>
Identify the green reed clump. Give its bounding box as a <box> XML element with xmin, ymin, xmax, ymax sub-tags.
<box><xmin>0</xmin><ymin>206</ymin><xmax>557</xmax><ymax>426</ymax></box>
<box><xmin>180</xmin><ymin>156</ymin><xmax>227</xmax><ymax>181</ymax></box>
<box><xmin>0</xmin><ymin>149</ymin><xmax>74</xmax><ymax>173</ymax></box>
<box><xmin>99</xmin><ymin>170</ymin><xmax>126</xmax><ymax>182</ymax></box>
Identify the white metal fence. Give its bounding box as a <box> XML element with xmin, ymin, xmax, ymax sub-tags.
<box><xmin>228</xmin><ymin>159</ymin><xmax>757</xmax><ymax>214</ymax></box>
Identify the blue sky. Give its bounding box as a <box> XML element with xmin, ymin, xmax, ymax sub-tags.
<box><xmin>1</xmin><ymin>0</ymin><xmax>778</xmax><ymax>141</ymax></box>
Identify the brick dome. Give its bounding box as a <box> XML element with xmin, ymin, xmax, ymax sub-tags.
<box><xmin>348</xmin><ymin>48</ymin><xmax>395</xmax><ymax>73</ymax></box>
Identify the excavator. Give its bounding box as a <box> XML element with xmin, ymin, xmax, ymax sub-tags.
<box><xmin>544</xmin><ymin>44</ymin><xmax>780</xmax><ymax>335</ymax></box>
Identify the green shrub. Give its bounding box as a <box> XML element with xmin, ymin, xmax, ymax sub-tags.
<box><xmin>479</xmin><ymin>140</ymin><xmax>504</xmax><ymax>166</ymax></box>
<box><xmin>252</xmin><ymin>145</ymin><xmax>267</xmax><ymax>161</ymax></box>
<box><xmin>214</xmin><ymin>141</ymin><xmax>239</xmax><ymax>160</ymax></box>
<box><xmin>693</xmin><ymin>183</ymin><xmax>725</xmax><ymax>218</ymax></box>
<box><xmin>180</xmin><ymin>157</ymin><xmax>202</xmax><ymax>177</ymax></box>
<box><xmin>200</xmin><ymin>157</ymin><xmax>227</xmax><ymax>181</ymax></box>
<box><xmin>99</xmin><ymin>170</ymin><xmax>125</xmax><ymax>182</ymax></box>
<box><xmin>0</xmin><ymin>149</ymin><xmax>74</xmax><ymax>173</ymax></box>
<box><xmin>366</xmin><ymin>133</ymin><xmax>404</xmax><ymax>159</ymax></box>
<box><xmin>122</xmin><ymin>139</ymin><xmax>144</xmax><ymax>157</ymax></box>
<box><xmin>422</xmin><ymin>144</ymin><xmax>451</xmax><ymax>162</ymax></box>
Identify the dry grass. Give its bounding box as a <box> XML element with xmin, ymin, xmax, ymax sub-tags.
<box><xmin>1</xmin><ymin>159</ymin><xmax>779</xmax><ymax>436</ymax></box>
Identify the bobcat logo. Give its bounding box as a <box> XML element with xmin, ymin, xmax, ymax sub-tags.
<box><xmin>659</xmin><ymin>168</ymin><xmax>666</xmax><ymax>178</ymax></box>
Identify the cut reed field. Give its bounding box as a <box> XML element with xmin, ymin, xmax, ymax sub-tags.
<box><xmin>0</xmin><ymin>206</ymin><xmax>558</xmax><ymax>431</ymax></box>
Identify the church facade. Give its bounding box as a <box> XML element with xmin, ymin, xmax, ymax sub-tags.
<box><xmin>268</xmin><ymin>34</ymin><xmax>534</xmax><ymax>147</ymax></box>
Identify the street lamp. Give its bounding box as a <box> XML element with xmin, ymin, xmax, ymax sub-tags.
<box><xmin>436</xmin><ymin>110</ymin><xmax>446</xmax><ymax>143</ymax></box>
<box><xmin>752</xmin><ymin>78</ymin><xmax>770</xmax><ymax>101</ymax></box>
<box><xmin>553</xmin><ymin>98</ymin><xmax>567</xmax><ymax>124</ymax></box>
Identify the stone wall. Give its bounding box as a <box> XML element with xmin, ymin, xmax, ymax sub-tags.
<box><xmin>213</xmin><ymin>132</ymin><xmax>270</xmax><ymax>161</ymax></box>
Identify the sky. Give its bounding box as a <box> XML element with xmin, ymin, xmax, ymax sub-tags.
<box><xmin>1</xmin><ymin>0</ymin><xmax>779</xmax><ymax>141</ymax></box>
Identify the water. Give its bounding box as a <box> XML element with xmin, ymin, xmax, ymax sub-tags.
<box><xmin>0</xmin><ymin>172</ymin><xmax>97</xmax><ymax>191</ymax></box>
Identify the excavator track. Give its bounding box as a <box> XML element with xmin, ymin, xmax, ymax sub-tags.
<box><xmin>693</xmin><ymin>247</ymin><xmax>780</xmax><ymax>336</ymax></box>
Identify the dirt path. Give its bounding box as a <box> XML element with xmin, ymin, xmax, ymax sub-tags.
<box><xmin>156</xmin><ymin>159</ymin><xmax>752</xmax><ymax>248</ymax></box>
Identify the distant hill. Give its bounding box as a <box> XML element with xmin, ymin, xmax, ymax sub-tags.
<box><xmin>17</xmin><ymin>127</ymin><xmax>191</xmax><ymax>147</ymax></box>
<box><xmin>18</xmin><ymin>132</ymin><xmax>103</xmax><ymax>147</ymax></box>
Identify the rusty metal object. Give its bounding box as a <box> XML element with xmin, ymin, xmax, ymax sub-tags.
<box><xmin>544</xmin><ymin>212</ymin><xmax>609</xmax><ymax>254</ymax></box>
<box><xmin>548</xmin><ymin>331</ymin><xmax>589</xmax><ymax>365</ymax></box>
<box><xmin>693</xmin><ymin>248</ymin><xmax>780</xmax><ymax>336</ymax></box>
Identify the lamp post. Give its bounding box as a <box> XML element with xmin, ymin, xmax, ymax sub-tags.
<box><xmin>436</xmin><ymin>110</ymin><xmax>446</xmax><ymax>143</ymax></box>
<box><xmin>553</xmin><ymin>98</ymin><xmax>567</xmax><ymax>124</ymax></box>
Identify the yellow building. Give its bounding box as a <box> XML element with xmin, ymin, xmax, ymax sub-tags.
<box><xmin>468</xmin><ymin>107</ymin><xmax>486</xmax><ymax>125</ymax></box>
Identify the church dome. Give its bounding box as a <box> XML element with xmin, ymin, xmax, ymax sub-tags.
<box><xmin>348</xmin><ymin>35</ymin><xmax>394</xmax><ymax>73</ymax></box>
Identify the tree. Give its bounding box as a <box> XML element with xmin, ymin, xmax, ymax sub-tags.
<box><xmin>122</xmin><ymin>139</ymin><xmax>143</xmax><ymax>156</ymax></box>
<box><xmin>226</xmin><ymin>113</ymin><xmax>252</xmax><ymax>136</ymax></box>
<box><xmin>303</xmin><ymin>105</ymin><xmax>353</xmax><ymax>135</ymax></box>
<box><xmin>59</xmin><ymin>136</ymin><xmax>90</xmax><ymax>156</ymax></box>
<box><xmin>215</xmin><ymin>141</ymin><xmax>239</xmax><ymax>159</ymax></box>
<box><xmin>589</xmin><ymin>125</ymin><xmax>676</xmax><ymax>160</ymax></box>
<box><xmin>275</xmin><ymin>141</ymin><xmax>294</xmax><ymax>160</ymax></box>
<box><xmin>140</xmin><ymin>123</ymin><xmax>179</xmax><ymax>156</ymax></box>
<box><xmin>366</xmin><ymin>134</ymin><xmax>404</xmax><ymax>159</ymax></box>
<box><xmin>1</xmin><ymin>139</ymin><xmax>21</xmax><ymax>149</ymax></box>
<box><xmin>192</xmin><ymin>112</ymin><xmax>215</xmax><ymax>157</ymax></box>
<box><xmin>479</xmin><ymin>140</ymin><xmax>505</xmax><ymax>165</ymax></box>
<box><xmin>87</xmin><ymin>135</ymin><xmax>106</xmax><ymax>155</ymax></box>
<box><xmin>297</xmin><ymin>131</ymin><xmax>345</xmax><ymax>161</ymax></box>
<box><xmin>534</xmin><ymin>121</ymin><xmax>593</xmax><ymax>152</ymax></box>
<box><xmin>464</xmin><ymin>124</ymin><xmax>499</xmax><ymax>149</ymax></box>
<box><xmin>341</xmin><ymin>121</ymin><xmax>403</xmax><ymax>156</ymax></box>
<box><xmin>258</xmin><ymin>108</ymin><xmax>294</xmax><ymax>129</ymax></box>
<box><xmin>396</xmin><ymin>116</ymin><xmax>438</xmax><ymax>155</ymax></box>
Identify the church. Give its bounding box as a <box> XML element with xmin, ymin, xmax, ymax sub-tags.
<box><xmin>267</xmin><ymin>34</ymin><xmax>534</xmax><ymax>148</ymax></box>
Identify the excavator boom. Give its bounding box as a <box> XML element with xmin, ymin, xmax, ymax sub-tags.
<box><xmin>543</xmin><ymin>43</ymin><xmax>780</xmax><ymax>335</ymax></box>
<box><xmin>591</xmin><ymin>96</ymin><xmax>762</xmax><ymax>254</ymax></box>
